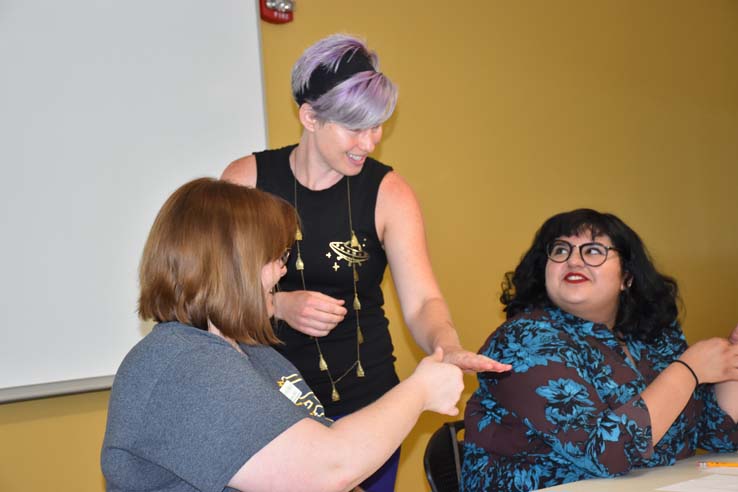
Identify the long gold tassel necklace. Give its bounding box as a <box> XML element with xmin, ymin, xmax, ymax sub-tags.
<box><xmin>291</xmin><ymin>165</ymin><xmax>365</xmax><ymax>402</ymax></box>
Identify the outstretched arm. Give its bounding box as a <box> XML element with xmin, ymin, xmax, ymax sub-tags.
<box><xmin>229</xmin><ymin>348</ymin><xmax>464</xmax><ymax>492</ymax></box>
<box><xmin>376</xmin><ymin>171</ymin><xmax>510</xmax><ymax>373</ymax></box>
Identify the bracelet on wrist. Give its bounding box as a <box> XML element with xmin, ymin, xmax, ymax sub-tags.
<box><xmin>673</xmin><ymin>359</ymin><xmax>699</xmax><ymax>387</ymax></box>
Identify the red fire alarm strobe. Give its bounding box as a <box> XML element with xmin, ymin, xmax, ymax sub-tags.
<box><xmin>260</xmin><ymin>0</ymin><xmax>294</xmax><ymax>24</ymax></box>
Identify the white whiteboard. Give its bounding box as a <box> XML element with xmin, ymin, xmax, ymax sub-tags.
<box><xmin>0</xmin><ymin>0</ymin><xmax>267</xmax><ymax>402</ymax></box>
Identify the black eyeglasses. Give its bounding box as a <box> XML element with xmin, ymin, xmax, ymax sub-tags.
<box><xmin>546</xmin><ymin>240</ymin><xmax>618</xmax><ymax>267</ymax></box>
<box><xmin>279</xmin><ymin>248</ymin><xmax>291</xmax><ymax>266</ymax></box>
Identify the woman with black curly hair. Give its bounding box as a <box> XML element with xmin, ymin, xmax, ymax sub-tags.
<box><xmin>461</xmin><ymin>208</ymin><xmax>738</xmax><ymax>492</ymax></box>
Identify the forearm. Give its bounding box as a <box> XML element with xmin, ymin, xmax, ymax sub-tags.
<box><xmin>231</xmin><ymin>350</ymin><xmax>462</xmax><ymax>492</ymax></box>
<box><xmin>232</xmin><ymin>379</ymin><xmax>427</xmax><ymax>492</ymax></box>
<box><xmin>320</xmin><ymin>349</ymin><xmax>461</xmax><ymax>490</ymax></box>
<box><xmin>324</xmin><ymin>376</ymin><xmax>427</xmax><ymax>488</ymax></box>
<box><xmin>405</xmin><ymin>297</ymin><xmax>461</xmax><ymax>354</ymax></box>
<box><xmin>641</xmin><ymin>362</ymin><xmax>698</xmax><ymax>444</ymax></box>
<box><xmin>715</xmin><ymin>380</ymin><xmax>738</xmax><ymax>423</ymax></box>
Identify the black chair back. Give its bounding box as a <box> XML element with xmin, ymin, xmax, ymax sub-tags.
<box><xmin>423</xmin><ymin>420</ymin><xmax>465</xmax><ymax>492</ymax></box>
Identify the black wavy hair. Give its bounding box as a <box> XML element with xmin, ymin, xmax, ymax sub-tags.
<box><xmin>501</xmin><ymin>208</ymin><xmax>680</xmax><ymax>341</ymax></box>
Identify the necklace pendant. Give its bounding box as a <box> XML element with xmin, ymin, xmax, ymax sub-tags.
<box><xmin>357</xmin><ymin>326</ymin><xmax>364</xmax><ymax>344</ymax></box>
<box><xmin>331</xmin><ymin>386</ymin><xmax>340</xmax><ymax>402</ymax></box>
<box><xmin>350</xmin><ymin>231</ymin><xmax>360</xmax><ymax>248</ymax></box>
<box><xmin>318</xmin><ymin>354</ymin><xmax>328</xmax><ymax>371</ymax></box>
<box><xmin>353</xmin><ymin>294</ymin><xmax>361</xmax><ymax>311</ymax></box>
<box><xmin>295</xmin><ymin>254</ymin><xmax>304</xmax><ymax>271</ymax></box>
<box><xmin>356</xmin><ymin>361</ymin><xmax>365</xmax><ymax>378</ymax></box>
<box><xmin>295</xmin><ymin>228</ymin><xmax>303</xmax><ymax>241</ymax></box>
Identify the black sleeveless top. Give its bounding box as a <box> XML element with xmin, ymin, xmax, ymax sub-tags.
<box><xmin>255</xmin><ymin>145</ymin><xmax>399</xmax><ymax>415</ymax></box>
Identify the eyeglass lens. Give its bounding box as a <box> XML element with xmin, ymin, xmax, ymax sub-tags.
<box><xmin>280</xmin><ymin>248</ymin><xmax>291</xmax><ymax>265</ymax></box>
<box><xmin>547</xmin><ymin>240</ymin><xmax>610</xmax><ymax>267</ymax></box>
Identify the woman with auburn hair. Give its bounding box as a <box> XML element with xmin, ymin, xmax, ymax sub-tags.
<box><xmin>222</xmin><ymin>33</ymin><xmax>510</xmax><ymax>491</ymax></box>
<box><xmin>101</xmin><ymin>178</ymin><xmax>464</xmax><ymax>492</ymax></box>
<box><xmin>461</xmin><ymin>208</ymin><xmax>738</xmax><ymax>492</ymax></box>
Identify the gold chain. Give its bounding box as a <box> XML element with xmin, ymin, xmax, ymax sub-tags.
<box><xmin>290</xmin><ymin>168</ymin><xmax>364</xmax><ymax>402</ymax></box>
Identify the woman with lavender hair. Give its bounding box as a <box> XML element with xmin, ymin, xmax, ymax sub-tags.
<box><xmin>222</xmin><ymin>33</ymin><xmax>510</xmax><ymax>490</ymax></box>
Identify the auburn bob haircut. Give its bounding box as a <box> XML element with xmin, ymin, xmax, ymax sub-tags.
<box><xmin>138</xmin><ymin>178</ymin><xmax>297</xmax><ymax>345</ymax></box>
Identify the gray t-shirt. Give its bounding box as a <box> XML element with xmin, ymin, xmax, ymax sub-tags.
<box><xmin>101</xmin><ymin>322</ymin><xmax>330</xmax><ymax>492</ymax></box>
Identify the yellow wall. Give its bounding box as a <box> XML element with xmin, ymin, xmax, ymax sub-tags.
<box><xmin>2</xmin><ymin>1</ymin><xmax>737</xmax><ymax>490</ymax></box>
<box><xmin>0</xmin><ymin>391</ymin><xmax>109</xmax><ymax>490</ymax></box>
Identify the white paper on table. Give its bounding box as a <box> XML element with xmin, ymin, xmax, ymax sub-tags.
<box><xmin>657</xmin><ymin>473</ymin><xmax>738</xmax><ymax>492</ymax></box>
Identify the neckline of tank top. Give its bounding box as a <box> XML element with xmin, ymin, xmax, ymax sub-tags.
<box><xmin>288</xmin><ymin>148</ymin><xmax>363</xmax><ymax>194</ymax></box>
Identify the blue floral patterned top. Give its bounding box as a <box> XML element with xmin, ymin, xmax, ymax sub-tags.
<box><xmin>461</xmin><ymin>307</ymin><xmax>738</xmax><ymax>492</ymax></box>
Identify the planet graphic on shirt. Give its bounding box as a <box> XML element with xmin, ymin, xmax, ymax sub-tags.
<box><xmin>329</xmin><ymin>240</ymin><xmax>369</xmax><ymax>266</ymax></box>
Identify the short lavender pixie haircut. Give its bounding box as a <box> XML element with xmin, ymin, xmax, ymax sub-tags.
<box><xmin>291</xmin><ymin>34</ymin><xmax>398</xmax><ymax>130</ymax></box>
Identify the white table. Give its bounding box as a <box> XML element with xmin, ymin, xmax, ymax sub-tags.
<box><xmin>536</xmin><ymin>452</ymin><xmax>738</xmax><ymax>491</ymax></box>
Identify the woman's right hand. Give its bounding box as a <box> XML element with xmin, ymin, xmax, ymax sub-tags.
<box><xmin>410</xmin><ymin>348</ymin><xmax>464</xmax><ymax>416</ymax></box>
<box><xmin>680</xmin><ymin>336</ymin><xmax>738</xmax><ymax>384</ymax></box>
<box><xmin>273</xmin><ymin>290</ymin><xmax>347</xmax><ymax>337</ymax></box>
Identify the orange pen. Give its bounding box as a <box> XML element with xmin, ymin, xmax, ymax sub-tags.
<box><xmin>697</xmin><ymin>461</ymin><xmax>738</xmax><ymax>469</ymax></box>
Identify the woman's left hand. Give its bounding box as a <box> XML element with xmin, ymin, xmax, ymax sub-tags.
<box><xmin>442</xmin><ymin>348</ymin><xmax>512</xmax><ymax>373</ymax></box>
